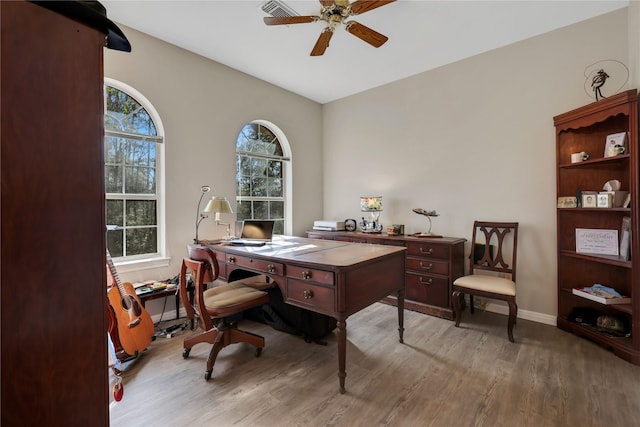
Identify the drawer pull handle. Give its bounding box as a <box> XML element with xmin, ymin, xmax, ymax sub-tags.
<box><xmin>419</xmin><ymin>248</ymin><xmax>433</xmax><ymax>255</ymax></box>
<box><xmin>303</xmin><ymin>289</ymin><xmax>314</xmax><ymax>299</ymax></box>
<box><xmin>419</xmin><ymin>277</ymin><xmax>433</xmax><ymax>285</ymax></box>
<box><xmin>419</xmin><ymin>262</ymin><xmax>433</xmax><ymax>270</ymax></box>
<box><xmin>267</xmin><ymin>264</ymin><xmax>275</xmax><ymax>274</ymax></box>
<box><xmin>228</xmin><ymin>256</ymin><xmax>236</xmax><ymax>264</ymax></box>
<box><xmin>302</xmin><ymin>271</ymin><xmax>311</xmax><ymax>280</ymax></box>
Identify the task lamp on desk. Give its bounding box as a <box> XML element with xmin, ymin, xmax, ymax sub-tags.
<box><xmin>194</xmin><ymin>185</ymin><xmax>211</xmax><ymax>243</ymax></box>
<box><xmin>203</xmin><ymin>196</ymin><xmax>234</xmax><ymax>240</ymax></box>
<box><xmin>412</xmin><ymin>208</ymin><xmax>441</xmax><ymax>237</ymax></box>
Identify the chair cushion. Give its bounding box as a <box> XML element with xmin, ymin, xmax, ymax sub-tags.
<box><xmin>453</xmin><ymin>274</ymin><xmax>516</xmax><ymax>296</ymax></box>
<box><xmin>203</xmin><ymin>281</ymin><xmax>267</xmax><ymax>308</ymax></box>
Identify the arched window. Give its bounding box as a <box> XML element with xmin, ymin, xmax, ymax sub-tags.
<box><xmin>235</xmin><ymin>122</ymin><xmax>291</xmax><ymax>235</ymax></box>
<box><xmin>104</xmin><ymin>80</ymin><xmax>165</xmax><ymax>261</ymax></box>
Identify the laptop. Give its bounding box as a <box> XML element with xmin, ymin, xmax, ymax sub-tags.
<box><xmin>230</xmin><ymin>220</ymin><xmax>275</xmax><ymax>246</ymax></box>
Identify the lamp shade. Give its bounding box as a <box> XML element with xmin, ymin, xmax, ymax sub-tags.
<box><xmin>360</xmin><ymin>196</ymin><xmax>383</xmax><ymax>212</ymax></box>
<box><xmin>204</xmin><ymin>197</ymin><xmax>233</xmax><ymax>214</ymax></box>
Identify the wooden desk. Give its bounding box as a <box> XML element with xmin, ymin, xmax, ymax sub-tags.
<box><xmin>209</xmin><ymin>236</ymin><xmax>406</xmax><ymax>393</ymax></box>
<box><xmin>307</xmin><ymin>231</ymin><xmax>466</xmax><ymax>319</ymax></box>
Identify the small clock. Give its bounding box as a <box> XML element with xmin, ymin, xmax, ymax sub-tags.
<box><xmin>344</xmin><ymin>218</ymin><xmax>357</xmax><ymax>232</ymax></box>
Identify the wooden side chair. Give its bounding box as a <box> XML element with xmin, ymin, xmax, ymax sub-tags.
<box><xmin>452</xmin><ymin>221</ymin><xmax>519</xmax><ymax>342</ymax></box>
<box><xmin>179</xmin><ymin>245</ymin><xmax>270</xmax><ymax>380</ymax></box>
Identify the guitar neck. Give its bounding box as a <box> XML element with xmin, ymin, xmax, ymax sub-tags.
<box><xmin>106</xmin><ymin>249</ymin><xmax>127</xmax><ymax>296</ymax></box>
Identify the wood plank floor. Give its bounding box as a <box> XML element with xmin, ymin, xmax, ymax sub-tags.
<box><xmin>109</xmin><ymin>303</ymin><xmax>640</xmax><ymax>426</ymax></box>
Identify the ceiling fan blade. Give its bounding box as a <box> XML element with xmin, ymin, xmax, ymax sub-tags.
<box><xmin>319</xmin><ymin>0</ymin><xmax>334</xmax><ymax>6</ymax></box>
<box><xmin>310</xmin><ymin>29</ymin><xmax>334</xmax><ymax>56</ymax></box>
<box><xmin>263</xmin><ymin>16</ymin><xmax>317</xmax><ymax>26</ymax></box>
<box><xmin>345</xmin><ymin>21</ymin><xmax>388</xmax><ymax>48</ymax></box>
<box><xmin>349</xmin><ymin>0</ymin><xmax>396</xmax><ymax>15</ymax></box>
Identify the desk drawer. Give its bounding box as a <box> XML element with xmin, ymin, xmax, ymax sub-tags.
<box><xmin>225</xmin><ymin>254</ymin><xmax>283</xmax><ymax>276</ymax></box>
<box><xmin>286</xmin><ymin>265</ymin><xmax>334</xmax><ymax>286</ymax></box>
<box><xmin>406</xmin><ymin>257</ymin><xmax>448</xmax><ymax>276</ymax></box>
<box><xmin>405</xmin><ymin>272</ymin><xmax>449</xmax><ymax>308</ymax></box>
<box><xmin>286</xmin><ymin>279</ymin><xmax>335</xmax><ymax>312</ymax></box>
<box><xmin>406</xmin><ymin>243</ymin><xmax>449</xmax><ymax>259</ymax></box>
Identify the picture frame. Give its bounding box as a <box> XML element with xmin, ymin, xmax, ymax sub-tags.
<box><xmin>604</xmin><ymin>131</ymin><xmax>627</xmax><ymax>157</ymax></box>
<box><xmin>576</xmin><ymin>228</ymin><xmax>619</xmax><ymax>256</ymax></box>
<box><xmin>557</xmin><ymin>196</ymin><xmax>577</xmax><ymax>208</ymax></box>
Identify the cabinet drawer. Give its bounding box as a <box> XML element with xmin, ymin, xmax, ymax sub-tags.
<box><xmin>406</xmin><ymin>257</ymin><xmax>448</xmax><ymax>276</ymax></box>
<box><xmin>286</xmin><ymin>279</ymin><xmax>335</xmax><ymax>312</ymax></box>
<box><xmin>406</xmin><ymin>243</ymin><xmax>449</xmax><ymax>259</ymax></box>
<box><xmin>286</xmin><ymin>265</ymin><xmax>334</xmax><ymax>286</ymax></box>
<box><xmin>225</xmin><ymin>254</ymin><xmax>283</xmax><ymax>276</ymax></box>
<box><xmin>405</xmin><ymin>272</ymin><xmax>449</xmax><ymax>308</ymax></box>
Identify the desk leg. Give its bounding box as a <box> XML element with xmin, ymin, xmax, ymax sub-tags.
<box><xmin>337</xmin><ymin>317</ymin><xmax>347</xmax><ymax>394</ymax></box>
<box><xmin>397</xmin><ymin>288</ymin><xmax>405</xmax><ymax>343</ymax></box>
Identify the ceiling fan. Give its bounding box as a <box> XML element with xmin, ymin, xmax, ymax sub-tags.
<box><xmin>263</xmin><ymin>0</ymin><xmax>396</xmax><ymax>56</ymax></box>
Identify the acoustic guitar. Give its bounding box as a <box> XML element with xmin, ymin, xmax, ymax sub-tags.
<box><xmin>106</xmin><ymin>249</ymin><xmax>154</xmax><ymax>357</ymax></box>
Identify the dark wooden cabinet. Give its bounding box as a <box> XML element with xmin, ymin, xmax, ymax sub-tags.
<box><xmin>2</xmin><ymin>2</ymin><xmax>114</xmax><ymax>424</ymax></box>
<box><xmin>554</xmin><ymin>89</ymin><xmax>640</xmax><ymax>365</ymax></box>
<box><xmin>307</xmin><ymin>231</ymin><xmax>465</xmax><ymax>319</ymax></box>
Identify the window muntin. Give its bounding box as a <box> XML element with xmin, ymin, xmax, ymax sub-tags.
<box><xmin>105</xmin><ymin>85</ymin><xmax>162</xmax><ymax>259</ymax></box>
<box><xmin>235</xmin><ymin>123</ymin><xmax>288</xmax><ymax>235</ymax></box>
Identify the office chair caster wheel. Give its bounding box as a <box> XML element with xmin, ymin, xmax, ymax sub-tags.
<box><xmin>204</xmin><ymin>370</ymin><xmax>212</xmax><ymax>381</ymax></box>
<box><xmin>255</xmin><ymin>348</ymin><xmax>262</xmax><ymax>357</ymax></box>
<box><xmin>182</xmin><ymin>348</ymin><xmax>190</xmax><ymax>359</ymax></box>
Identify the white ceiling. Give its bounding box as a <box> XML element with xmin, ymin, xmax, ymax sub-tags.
<box><xmin>102</xmin><ymin>0</ymin><xmax>628</xmax><ymax>104</ymax></box>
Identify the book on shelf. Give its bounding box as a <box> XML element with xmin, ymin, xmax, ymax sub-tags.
<box><xmin>572</xmin><ymin>287</ymin><xmax>631</xmax><ymax>305</ymax></box>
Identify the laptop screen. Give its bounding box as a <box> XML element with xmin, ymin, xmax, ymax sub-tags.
<box><xmin>240</xmin><ymin>220</ymin><xmax>275</xmax><ymax>241</ymax></box>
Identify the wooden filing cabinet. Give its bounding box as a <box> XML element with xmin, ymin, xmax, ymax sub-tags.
<box><xmin>307</xmin><ymin>231</ymin><xmax>465</xmax><ymax>319</ymax></box>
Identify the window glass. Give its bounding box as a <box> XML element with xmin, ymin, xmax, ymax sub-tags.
<box><xmin>235</xmin><ymin>123</ymin><xmax>288</xmax><ymax>235</ymax></box>
<box><xmin>105</xmin><ymin>84</ymin><xmax>162</xmax><ymax>259</ymax></box>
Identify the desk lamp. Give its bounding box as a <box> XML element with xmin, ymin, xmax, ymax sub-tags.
<box><xmin>412</xmin><ymin>208</ymin><xmax>441</xmax><ymax>237</ymax></box>
<box><xmin>203</xmin><ymin>196</ymin><xmax>234</xmax><ymax>240</ymax></box>
<box><xmin>360</xmin><ymin>196</ymin><xmax>383</xmax><ymax>233</ymax></box>
<box><xmin>194</xmin><ymin>185</ymin><xmax>211</xmax><ymax>243</ymax></box>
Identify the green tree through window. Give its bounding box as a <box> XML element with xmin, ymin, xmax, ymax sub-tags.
<box><xmin>105</xmin><ymin>85</ymin><xmax>163</xmax><ymax>259</ymax></box>
<box><xmin>236</xmin><ymin>123</ymin><xmax>288</xmax><ymax>235</ymax></box>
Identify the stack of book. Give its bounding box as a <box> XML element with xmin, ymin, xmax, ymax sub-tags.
<box><xmin>572</xmin><ymin>284</ymin><xmax>630</xmax><ymax>305</ymax></box>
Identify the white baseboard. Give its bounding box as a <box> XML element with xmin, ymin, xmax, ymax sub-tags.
<box><xmin>483</xmin><ymin>300</ymin><xmax>556</xmax><ymax>326</ymax></box>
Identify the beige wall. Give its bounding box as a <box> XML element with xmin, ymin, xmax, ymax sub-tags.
<box><xmin>104</xmin><ymin>26</ymin><xmax>323</xmax><ymax>304</ymax></box>
<box><xmin>105</xmin><ymin>9</ymin><xmax>632</xmax><ymax>323</ymax></box>
<box><xmin>322</xmin><ymin>9</ymin><xmax>629</xmax><ymax>322</ymax></box>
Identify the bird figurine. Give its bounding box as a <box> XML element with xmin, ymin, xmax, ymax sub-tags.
<box><xmin>591</xmin><ymin>69</ymin><xmax>609</xmax><ymax>101</ymax></box>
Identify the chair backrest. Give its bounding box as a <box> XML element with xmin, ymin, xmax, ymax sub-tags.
<box><xmin>469</xmin><ymin>221</ymin><xmax>519</xmax><ymax>282</ymax></box>
<box><xmin>179</xmin><ymin>245</ymin><xmax>220</xmax><ymax>330</ymax></box>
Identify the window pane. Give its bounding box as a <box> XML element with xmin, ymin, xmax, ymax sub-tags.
<box><xmin>251</xmin><ymin>158</ymin><xmax>267</xmax><ymax>177</ymax></box>
<box><xmin>267</xmin><ymin>177</ymin><xmax>282</xmax><ymax>197</ymax></box>
<box><xmin>126</xmin><ymin>200</ymin><xmax>156</xmax><ymax>226</ymax></box>
<box><xmin>105</xmin><ymin>165</ymin><xmax>123</xmax><ymax>193</ymax></box>
<box><xmin>106</xmin><ymin>200</ymin><xmax>123</xmax><ymax>226</ymax></box>
<box><xmin>251</xmin><ymin>177</ymin><xmax>267</xmax><ymax>197</ymax></box>
<box><xmin>269</xmin><ymin>201</ymin><xmax>284</xmax><ymax>219</ymax></box>
<box><xmin>105</xmin><ymin>136</ymin><xmax>123</xmax><ymax>164</ymax></box>
<box><xmin>105</xmin><ymin>86</ymin><xmax>156</xmax><ymax>136</ymax></box>
<box><xmin>107</xmin><ymin>230</ymin><xmax>123</xmax><ymax>257</ymax></box>
<box><xmin>273</xmin><ymin>220</ymin><xmax>284</xmax><ymax>235</ymax></box>
<box><xmin>124</xmin><ymin>139</ymin><xmax>156</xmax><ymax>167</ymax></box>
<box><xmin>237</xmin><ymin>201</ymin><xmax>252</xmax><ymax>220</ymax></box>
<box><xmin>268</xmin><ymin>160</ymin><xmax>282</xmax><ymax>178</ymax></box>
<box><xmin>126</xmin><ymin>228</ymin><xmax>157</xmax><ymax>256</ymax></box>
<box><xmin>125</xmin><ymin>166</ymin><xmax>156</xmax><ymax>194</ymax></box>
<box><xmin>237</xmin><ymin>177</ymin><xmax>250</xmax><ymax>197</ymax></box>
<box><xmin>253</xmin><ymin>201</ymin><xmax>268</xmax><ymax>218</ymax></box>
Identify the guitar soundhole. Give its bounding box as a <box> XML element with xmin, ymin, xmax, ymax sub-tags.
<box><xmin>121</xmin><ymin>295</ymin><xmax>142</xmax><ymax>316</ymax></box>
